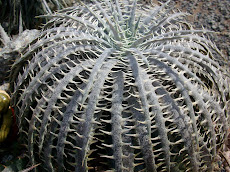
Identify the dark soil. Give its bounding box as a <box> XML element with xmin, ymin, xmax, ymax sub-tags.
<box><xmin>152</xmin><ymin>0</ymin><xmax>230</xmax><ymax>59</ymax></box>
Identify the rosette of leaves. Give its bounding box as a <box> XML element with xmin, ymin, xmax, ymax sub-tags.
<box><xmin>10</xmin><ymin>0</ymin><xmax>230</xmax><ymax>171</ymax></box>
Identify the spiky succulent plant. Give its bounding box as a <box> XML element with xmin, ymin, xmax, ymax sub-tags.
<box><xmin>10</xmin><ymin>0</ymin><xmax>230</xmax><ymax>171</ymax></box>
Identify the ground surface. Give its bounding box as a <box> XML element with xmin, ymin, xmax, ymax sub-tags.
<box><xmin>151</xmin><ymin>0</ymin><xmax>230</xmax><ymax>58</ymax></box>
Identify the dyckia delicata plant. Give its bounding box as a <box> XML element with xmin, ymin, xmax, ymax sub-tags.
<box><xmin>10</xmin><ymin>0</ymin><xmax>230</xmax><ymax>171</ymax></box>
